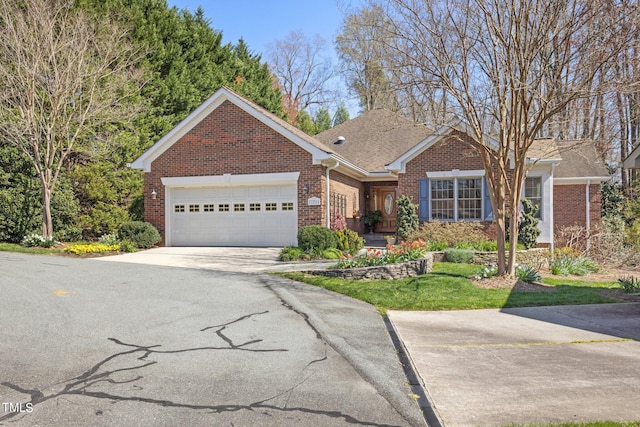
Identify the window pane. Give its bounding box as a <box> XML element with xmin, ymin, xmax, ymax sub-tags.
<box><xmin>457</xmin><ymin>178</ymin><xmax>482</xmax><ymax>220</ymax></box>
<box><xmin>524</xmin><ymin>177</ymin><xmax>542</xmax><ymax>218</ymax></box>
<box><xmin>431</xmin><ymin>179</ymin><xmax>454</xmax><ymax>220</ymax></box>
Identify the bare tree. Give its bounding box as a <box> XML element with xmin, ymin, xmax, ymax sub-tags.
<box><xmin>336</xmin><ymin>5</ymin><xmax>400</xmax><ymax>113</ymax></box>
<box><xmin>266</xmin><ymin>31</ymin><xmax>335</xmax><ymax>123</ymax></box>
<box><xmin>375</xmin><ymin>0</ymin><xmax>632</xmax><ymax>275</ymax></box>
<box><xmin>0</xmin><ymin>0</ymin><xmax>144</xmax><ymax>237</ymax></box>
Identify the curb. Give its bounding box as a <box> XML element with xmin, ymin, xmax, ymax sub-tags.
<box><xmin>384</xmin><ymin>316</ymin><xmax>443</xmax><ymax>427</ymax></box>
<box><xmin>262</xmin><ymin>274</ymin><xmax>426</xmax><ymax>427</ymax></box>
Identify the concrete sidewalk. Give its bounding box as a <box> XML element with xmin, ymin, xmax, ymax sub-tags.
<box><xmin>388</xmin><ymin>303</ymin><xmax>640</xmax><ymax>426</ymax></box>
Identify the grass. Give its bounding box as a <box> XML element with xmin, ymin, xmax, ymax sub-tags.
<box><xmin>0</xmin><ymin>242</ymin><xmax>65</xmax><ymax>255</ymax></box>
<box><xmin>278</xmin><ymin>262</ymin><xmax>624</xmax><ymax>313</ymax></box>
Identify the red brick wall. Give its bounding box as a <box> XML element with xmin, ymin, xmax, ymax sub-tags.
<box><xmin>144</xmin><ymin>100</ymin><xmax>325</xmax><ymax>244</ymax></box>
<box><xmin>398</xmin><ymin>132</ymin><xmax>485</xmax><ymax>203</ymax></box>
<box><xmin>553</xmin><ymin>183</ymin><xmax>602</xmax><ymax>233</ymax></box>
<box><xmin>329</xmin><ymin>171</ymin><xmax>365</xmax><ymax>233</ymax></box>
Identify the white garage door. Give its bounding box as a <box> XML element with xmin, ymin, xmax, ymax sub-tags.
<box><xmin>168</xmin><ymin>183</ymin><xmax>298</xmax><ymax>247</ymax></box>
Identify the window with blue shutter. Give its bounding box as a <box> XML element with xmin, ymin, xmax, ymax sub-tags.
<box><xmin>419</xmin><ymin>178</ymin><xmax>430</xmax><ymax>221</ymax></box>
<box><xmin>483</xmin><ymin>177</ymin><xmax>493</xmax><ymax>220</ymax></box>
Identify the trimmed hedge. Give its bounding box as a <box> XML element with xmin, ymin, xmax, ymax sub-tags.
<box><xmin>297</xmin><ymin>225</ymin><xmax>337</xmax><ymax>251</ymax></box>
<box><xmin>117</xmin><ymin>221</ymin><xmax>160</xmax><ymax>249</ymax></box>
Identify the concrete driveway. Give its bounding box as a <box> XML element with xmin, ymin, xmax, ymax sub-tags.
<box><xmin>0</xmin><ymin>252</ymin><xmax>424</xmax><ymax>426</ymax></box>
<box><xmin>389</xmin><ymin>304</ymin><xmax>640</xmax><ymax>426</ymax></box>
<box><xmin>97</xmin><ymin>246</ymin><xmax>334</xmax><ymax>273</ymax></box>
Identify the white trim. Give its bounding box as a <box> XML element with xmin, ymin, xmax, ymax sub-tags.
<box><xmin>161</xmin><ymin>172</ymin><xmax>300</xmax><ymax>188</ymax></box>
<box><xmin>553</xmin><ymin>176</ymin><xmax>608</xmax><ymax>185</ymax></box>
<box><xmin>586</xmin><ymin>179</ymin><xmax>591</xmax><ymax>251</ymax></box>
<box><xmin>427</xmin><ymin>169</ymin><xmax>485</xmax><ymax>178</ymax></box>
<box><xmin>623</xmin><ymin>143</ymin><xmax>640</xmax><ymax>168</ymax></box>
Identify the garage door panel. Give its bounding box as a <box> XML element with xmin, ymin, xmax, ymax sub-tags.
<box><xmin>169</xmin><ymin>183</ymin><xmax>297</xmax><ymax>247</ymax></box>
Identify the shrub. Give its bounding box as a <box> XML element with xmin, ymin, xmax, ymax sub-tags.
<box><xmin>280</xmin><ymin>246</ymin><xmax>304</xmax><ymax>261</ymax></box>
<box><xmin>396</xmin><ymin>195</ymin><xmax>419</xmax><ymax>240</ymax></box>
<box><xmin>518</xmin><ymin>198</ymin><xmax>540</xmax><ymax>249</ymax></box>
<box><xmin>618</xmin><ymin>276</ymin><xmax>640</xmax><ymax>293</ymax></box>
<box><xmin>550</xmin><ymin>256</ymin><xmax>599</xmax><ymax>276</ymax></box>
<box><xmin>335</xmin><ymin>229</ymin><xmax>365</xmax><ymax>254</ymax></box>
<box><xmin>410</xmin><ymin>221</ymin><xmax>488</xmax><ymax>247</ymax></box>
<box><xmin>444</xmin><ymin>248</ymin><xmax>475</xmax><ymax>263</ymax></box>
<box><xmin>117</xmin><ymin>221</ymin><xmax>160</xmax><ymax>249</ymax></box>
<box><xmin>322</xmin><ymin>248</ymin><xmax>343</xmax><ymax>259</ymax></box>
<box><xmin>98</xmin><ymin>233</ymin><xmax>119</xmax><ymax>246</ymax></box>
<box><xmin>64</xmin><ymin>243</ymin><xmax>120</xmax><ymax>255</ymax></box>
<box><xmin>297</xmin><ymin>225</ymin><xmax>337</xmax><ymax>251</ymax></box>
<box><xmin>515</xmin><ymin>264</ymin><xmax>542</xmax><ymax>283</ymax></box>
<box><xmin>428</xmin><ymin>241</ymin><xmax>448</xmax><ymax>251</ymax></box>
<box><xmin>21</xmin><ymin>234</ymin><xmax>57</xmax><ymax>248</ymax></box>
<box><xmin>119</xmin><ymin>240</ymin><xmax>137</xmax><ymax>253</ymax></box>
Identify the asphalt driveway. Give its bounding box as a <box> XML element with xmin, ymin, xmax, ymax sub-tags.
<box><xmin>0</xmin><ymin>252</ymin><xmax>424</xmax><ymax>426</ymax></box>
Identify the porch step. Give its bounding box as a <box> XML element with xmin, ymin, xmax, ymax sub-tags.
<box><xmin>363</xmin><ymin>233</ymin><xmax>388</xmax><ymax>248</ymax></box>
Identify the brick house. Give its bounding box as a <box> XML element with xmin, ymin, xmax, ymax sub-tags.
<box><xmin>130</xmin><ymin>86</ymin><xmax>609</xmax><ymax>247</ymax></box>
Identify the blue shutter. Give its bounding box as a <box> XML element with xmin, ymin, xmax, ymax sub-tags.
<box><xmin>483</xmin><ymin>177</ymin><xmax>494</xmax><ymax>220</ymax></box>
<box><xmin>419</xmin><ymin>178</ymin><xmax>430</xmax><ymax>221</ymax></box>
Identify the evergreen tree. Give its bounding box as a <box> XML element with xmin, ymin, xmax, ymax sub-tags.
<box><xmin>396</xmin><ymin>195</ymin><xmax>419</xmax><ymax>240</ymax></box>
<box><xmin>296</xmin><ymin>110</ymin><xmax>316</xmax><ymax>135</ymax></box>
<box><xmin>518</xmin><ymin>199</ymin><xmax>541</xmax><ymax>249</ymax></box>
<box><xmin>314</xmin><ymin>107</ymin><xmax>332</xmax><ymax>133</ymax></box>
<box><xmin>333</xmin><ymin>104</ymin><xmax>350</xmax><ymax>126</ymax></box>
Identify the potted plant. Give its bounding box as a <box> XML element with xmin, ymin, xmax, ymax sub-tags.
<box><xmin>384</xmin><ymin>235</ymin><xmax>396</xmax><ymax>245</ymax></box>
<box><xmin>363</xmin><ymin>210</ymin><xmax>383</xmax><ymax>233</ymax></box>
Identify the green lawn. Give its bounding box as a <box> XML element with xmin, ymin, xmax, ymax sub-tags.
<box><xmin>0</xmin><ymin>242</ymin><xmax>64</xmax><ymax>255</ymax></box>
<box><xmin>278</xmin><ymin>262</ymin><xmax>625</xmax><ymax>313</ymax></box>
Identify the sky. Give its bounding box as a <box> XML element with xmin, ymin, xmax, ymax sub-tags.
<box><xmin>166</xmin><ymin>0</ymin><xmax>363</xmax><ymax>115</ymax></box>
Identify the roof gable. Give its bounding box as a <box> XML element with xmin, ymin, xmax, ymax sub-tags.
<box><xmin>130</xmin><ymin>86</ymin><xmax>336</xmax><ymax>172</ymax></box>
<box><xmin>315</xmin><ymin>109</ymin><xmax>433</xmax><ymax>172</ymax></box>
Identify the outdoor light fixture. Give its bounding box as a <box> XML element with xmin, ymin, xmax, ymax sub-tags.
<box><xmin>151</xmin><ymin>189</ymin><xmax>157</xmax><ymax>199</ymax></box>
<box><xmin>302</xmin><ymin>184</ymin><xmax>309</xmax><ymax>195</ymax></box>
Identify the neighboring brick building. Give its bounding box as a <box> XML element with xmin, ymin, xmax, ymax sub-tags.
<box><xmin>131</xmin><ymin>86</ymin><xmax>608</xmax><ymax>247</ymax></box>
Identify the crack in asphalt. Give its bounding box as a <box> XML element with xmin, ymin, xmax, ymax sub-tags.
<box><xmin>0</xmin><ymin>311</ymin><xmax>397</xmax><ymax>426</ymax></box>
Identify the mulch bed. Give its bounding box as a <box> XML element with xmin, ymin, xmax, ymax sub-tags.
<box><xmin>471</xmin><ymin>276</ymin><xmax>555</xmax><ymax>292</ymax></box>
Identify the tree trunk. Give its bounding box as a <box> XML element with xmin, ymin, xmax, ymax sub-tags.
<box><xmin>507</xmin><ymin>201</ymin><xmax>519</xmax><ymax>277</ymax></box>
<box><xmin>41</xmin><ymin>183</ymin><xmax>53</xmax><ymax>238</ymax></box>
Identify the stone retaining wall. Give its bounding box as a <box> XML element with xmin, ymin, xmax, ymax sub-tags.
<box><xmin>306</xmin><ymin>254</ymin><xmax>434</xmax><ymax>280</ymax></box>
<box><xmin>434</xmin><ymin>248</ymin><xmax>549</xmax><ymax>267</ymax></box>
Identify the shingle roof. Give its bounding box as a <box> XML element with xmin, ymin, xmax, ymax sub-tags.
<box><xmin>553</xmin><ymin>140</ymin><xmax>609</xmax><ymax>178</ymax></box>
<box><xmin>315</xmin><ymin>109</ymin><xmax>433</xmax><ymax>172</ymax></box>
<box><xmin>529</xmin><ymin>138</ymin><xmax>561</xmax><ymax>160</ymax></box>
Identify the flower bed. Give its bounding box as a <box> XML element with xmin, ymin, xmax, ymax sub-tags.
<box><xmin>304</xmin><ymin>239</ymin><xmax>433</xmax><ymax>280</ymax></box>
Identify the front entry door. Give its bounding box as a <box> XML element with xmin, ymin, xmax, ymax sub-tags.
<box><xmin>370</xmin><ymin>186</ymin><xmax>396</xmax><ymax>233</ymax></box>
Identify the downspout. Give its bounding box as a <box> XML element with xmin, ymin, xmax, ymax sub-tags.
<box><xmin>586</xmin><ymin>178</ymin><xmax>591</xmax><ymax>252</ymax></box>
<box><xmin>550</xmin><ymin>163</ymin><xmax>556</xmax><ymax>252</ymax></box>
<box><xmin>324</xmin><ymin>160</ymin><xmax>339</xmax><ymax>228</ymax></box>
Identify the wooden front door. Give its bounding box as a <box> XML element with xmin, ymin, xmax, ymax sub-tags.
<box><xmin>370</xmin><ymin>186</ymin><xmax>396</xmax><ymax>233</ymax></box>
